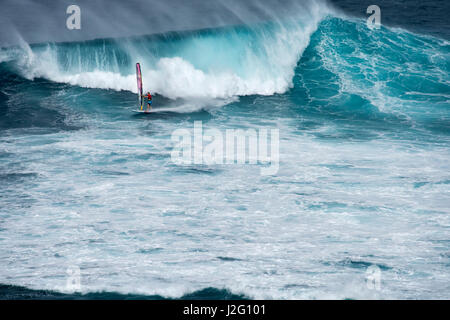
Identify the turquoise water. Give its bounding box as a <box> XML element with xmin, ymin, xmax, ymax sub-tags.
<box><xmin>0</xmin><ymin>7</ymin><xmax>449</xmax><ymax>299</ymax></box>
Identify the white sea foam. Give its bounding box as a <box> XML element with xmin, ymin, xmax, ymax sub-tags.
<box><xmin>0</xmin><ymin>119</ymin><xmax>449</xmax><ymax>299</ymax></box>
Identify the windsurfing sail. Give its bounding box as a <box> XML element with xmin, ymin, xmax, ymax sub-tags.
<box><xmin>136</xmin><ymin>63</ymin><xmax>143</xmax><ymax>110</ymax></box>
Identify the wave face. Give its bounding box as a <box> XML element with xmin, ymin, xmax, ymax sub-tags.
<box><xmin>0</xmin><ymin>4</ymin><xmax>449</xmax><ymax>300</ymax></box>
<box><xmin>0</xmin><ymin>5</ymin><xmax>326</xmax><ymax>101</ymax></box>
<box><xmin>293</xmin><ymin>17</ymin><xmax>450</xmax><ymax>135</ymax></box>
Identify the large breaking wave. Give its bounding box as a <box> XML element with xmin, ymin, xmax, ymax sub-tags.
<box><xmin>0</xmin><ymin>1</ymin><xmax>448</xmax><ymax>121</ymax></box>
<box><xmin>0</xmin><ymin>3</ymin><xmax>327</xmax><ymax>100</ymax></box>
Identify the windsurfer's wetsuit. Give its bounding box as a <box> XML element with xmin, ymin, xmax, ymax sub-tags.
<box><xmin>142</xmin><ymin>92</ymin><xmax>152</xmax><ymax>111</ymax></box>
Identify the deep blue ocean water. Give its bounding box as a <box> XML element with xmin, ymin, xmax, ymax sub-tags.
<box><xmin>0</xmin><ymin>0</ymin><xmax>449</xmax><ymax>299</ymax></box>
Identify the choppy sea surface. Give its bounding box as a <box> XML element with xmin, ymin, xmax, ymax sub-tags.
<box><xmin>0</xmin><ymin>0</ymin><xmax>449</xmax><ymax>299</ymax></box>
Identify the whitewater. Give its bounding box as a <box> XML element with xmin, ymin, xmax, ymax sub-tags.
<box><xmin>0</xmin><ymin>0</ymin><xmax>449</xmax><ymax>299</ymax></box>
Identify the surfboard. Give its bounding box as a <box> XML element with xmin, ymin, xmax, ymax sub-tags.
<box><xmin>133</xmin><ymin>110</ymin><xmax>153</xmax><ymax>114</ymax></box>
